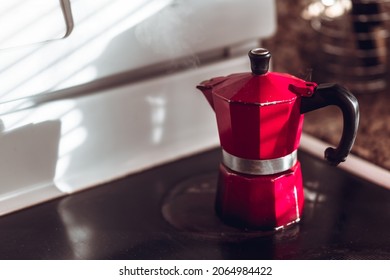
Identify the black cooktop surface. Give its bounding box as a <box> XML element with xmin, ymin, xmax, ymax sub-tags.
<box><xmin>0</xmin><ymin>149</ymin><xmax>389</xmax><ymax>259</ymax></box>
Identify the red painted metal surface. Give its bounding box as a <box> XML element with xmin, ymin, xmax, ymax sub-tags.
<box><xmin>198</xmin><ymin>72</ymin><xmax>316</xmax><ymax>160</ymax></box>
<box><xmin>216</xmin><ymin>162</ymin><xmax>304</xmax><ymax>229</ymax></box>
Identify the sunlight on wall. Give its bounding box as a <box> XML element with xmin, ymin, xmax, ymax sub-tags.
<box><xmin>0</xmin><ymin>0</ymin><xmax>173</xmax><ymax>104</ymax></box>
<box><xmin>0</xmin><ymin>99</ymin><xmax>88</xmax><ymax>191</ymax></box>
<box><xmin>0</xmin><ymin>0</ymin><xmax>69</xmax><ymax>49</ymax></box>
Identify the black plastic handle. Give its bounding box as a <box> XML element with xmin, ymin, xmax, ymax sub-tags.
<box><xmin>300</xmin><ymin>83</ymin><xmax>360</xmax><ymax>166</ymax></box>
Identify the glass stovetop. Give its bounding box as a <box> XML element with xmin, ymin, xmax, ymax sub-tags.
<box><xmin>0</xmin><ymin>148</ymin><xmax>389</xmax><ymax>260</ymax></box>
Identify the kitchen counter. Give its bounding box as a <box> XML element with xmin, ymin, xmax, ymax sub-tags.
<box><xmin>263</xmin><ymin>0</ymin><xmax>390</xmax><ymax>171</ymax></box>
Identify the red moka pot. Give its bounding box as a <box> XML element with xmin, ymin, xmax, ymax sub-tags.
<box><xmin>197</xmin><ymin>48</ymin><xmax>359</xmax><ymax>230</ymax></box>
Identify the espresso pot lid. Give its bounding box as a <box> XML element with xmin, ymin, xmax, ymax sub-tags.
<box><xmin>209</xmin><ymin>48</ymin><xmax>315</xmax><ymax>105</ymax></box>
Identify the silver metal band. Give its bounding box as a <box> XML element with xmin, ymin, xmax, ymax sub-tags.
<box><xmin>222</xmin><ymin>150</ymin><xmax>298</xmax><ymax>175</ymax></box>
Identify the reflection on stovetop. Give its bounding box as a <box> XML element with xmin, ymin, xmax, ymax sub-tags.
<box><xmin>0</xmin><ymin>149</ymin><xmax>389</xmax><ymax>260</ymax></box>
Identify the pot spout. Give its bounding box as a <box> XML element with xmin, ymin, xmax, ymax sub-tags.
<box><xmin>196</xmin><ymin>83</ymin><xmax>214</xmax><ymax>109</ymax></box>
<box><xmin>196</xmin><ymin>76</ymin><xmax>227</xmax><ymax>110</ymax></box>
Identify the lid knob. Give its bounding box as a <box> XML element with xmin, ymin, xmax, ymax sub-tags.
<box><xmin>248</xmin><ymin>48</ymin><xmax>271</xmax><ymax>75</ymax></box>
